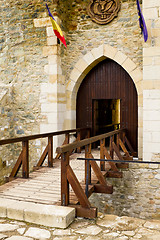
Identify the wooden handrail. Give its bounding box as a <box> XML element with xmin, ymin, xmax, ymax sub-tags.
<box><xmin>56</xmin><ymin>128</ymin><xmax>126</xmax><ymax>154</ymax></box>
<box><xmin>2</xmin><ymin>127</ymin><xmax>90</xmax><ymax>180</ymax></box>
<box><xmin>0</xmin><ymin>128</ymin><xmax>90</xmax><ymax>146</ymax></box>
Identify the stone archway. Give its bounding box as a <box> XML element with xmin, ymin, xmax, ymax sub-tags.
<box><xmin>65</xmin><ymin>44</ymin><xmax>143</xmax><ymax>158</ymax></box>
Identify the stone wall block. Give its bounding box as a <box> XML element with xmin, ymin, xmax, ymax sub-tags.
<box><xmin>143</xmin><ymin>89</ymin><xmax>160</xmax><ymax>99</ymax></box>
<box><xmin>66</xmin><ymin>80</ymin><xmax>76</xmax><ymax>92</ymax></box>
<box><xmin>91</xmin><ymin>45</ymin><xmax>104</xmax><ymax>60</ymax></box>
<box><xmin>43</xmin><ymin>46</ymin><xmax>57</xmax><ymax>56</ymax></box>
<box><xmin>83</xmin><ymin>52</ymin><xmax>95</xmax><ymax>65</ymax></box>
<box><xmin>41</xmin><ymin>103</ymin><xmax>57</xmax><ymax>113</ymax></box>
<box><xmin>34</xmin><ymin>18</ymin><xmax>51</xmax><ymax>28</ymax></box>
<box><xmin>70</xmin><ymin>68</ymin><xmax>85</xmax><ymax>85</ymax></box>
<box><xmin>143</xmin><ymin>57</ymin><xmax>153</xmax><ymax>66</ymax></box>
<box><xmin>75</xmin><ymin>58</ymin><xmax>89</xmax><ymax>74</ymax></box>
<box><xmin>143</xmin><ymin>1</ymin><xmax>160</xmax><ymax>9</ymax></box>
<box><xmin>48</xmin><ymin>55</ymin><xmax>58</xmax><ymax>65</ymax></box>
<box><xmin>44</xmin><ymin>64</ymin><xmax>58</xmax><ymax>75</ymax></box>
<box><xmin>47</xmin><ymin>37</ymin><xmax>57</xmax><ymax>46</ymax></box>
<box><xmin>130</xmin><ymin>68</ymin><xmax>143</xmax><ymax>84</ymax></box>
<box><xmin>143</xmin><ymin>66</ymin><xmax>160</xmax><ymax>80</ymax></box>
<box><xmin>143</xmin><ymin>8</ymin><xmax>158</xmax><ymax>19</ymax></box>
<box><xmin>122</xmin><ymin>58</ymin><xmax>137</xmax><ymax>73</ymax></box>
<box><xmin>114</xmin><ymin>51</ymin><xmax>127</xmax><ymax>65</ymax></box>
<box><xmin>143</xmin><ymin>47</ymin><xmax>160</xmax><ymax>57</ymax></box>
<box><xmin>41</xmin><ymin>83</ymin><xmax>57</xmax><ymax>94</ymax></box>
<box><xmin>104</xmin><ymin>45</ymin><xmax>117</xmax><ymax>59</ymax></box>
<box><xmin>49</xmin><ymin>75</ymin><xmax>58</xmax><ymax>84</ymax></box>
<box><xmin>40</xmin><ymin>124</ymin><xmax>57</xmax><ymax>133</ymax></box>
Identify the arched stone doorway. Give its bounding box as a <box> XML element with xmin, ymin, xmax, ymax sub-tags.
<box><xmin>76</xmin><ymin>58</ymin><xmax>138</xmax><ymax>151</ymax></box>
<box><xmin>65</xmin><ymin>44</ymin><xmax>142</xmax><ymax>157</ymax></box>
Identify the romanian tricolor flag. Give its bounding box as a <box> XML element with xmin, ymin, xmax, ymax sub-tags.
<box><xmin>46</xmin><ymin>4</ymin><xmax>67</xmax><ymax>47</ymax></box>
<box><xmin>136</xmin><ymin>0</ymin><xmax>148</xmax><ymax>42</ymax></box>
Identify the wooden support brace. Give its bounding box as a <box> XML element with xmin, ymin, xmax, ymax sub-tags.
<box><xmin>106</xmin><ymin>171</ymin><xmax>123</xmax><ymax>178</ymax></box>
<box><xmin>124</xmin><ymin>136</ymin><xmax>137</xmax><ymax>156</ymax></box>
<box><xmin>103</xmin><ymin>147</ymin><xmax>118</xmax><ymax>171</ymax></box>
<box><xmin>112</xmin><ymin>142</ymin><xmax>124</xmax><ymax>161</ymax></box>
<box><xmin>94</xmin><ymin>184</ymin><xmax>113</xmax><ymax>194</ymax></box>
<box><xmin>69</xmin><ymin>205</ymin><xmax>97</xmax><ymax>219</ymax></box>
<box><xmin>10</xmin><ymin>150</ymin><xmax>23</xmax><ymax>178</ymax></box>
<box><xmin>88</xmin><ymin>153</ymin><xmax>109</xmax><ymax>187</ymax></box>
<box><xmin>67</xmin><ymin>165</ymin><xmax>91</xmax><ymax>208</ymax></box>
<box><xmin>118</xmin><ymin>138</ymin><xmax>130</xmax><ymax>157</ymax></box>
<box><xmin>36</xmin><ymin>145</ymin><xmax>48</xmax><ymax>167</ymax></box>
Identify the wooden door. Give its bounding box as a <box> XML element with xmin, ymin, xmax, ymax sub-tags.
<box><xmin>76</xmin><ymin>58</ymin><xmax>138</xmax><ymax>151</ymax></box>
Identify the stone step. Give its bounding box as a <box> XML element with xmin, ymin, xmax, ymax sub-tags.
<box><xmin>0</xmin><ymin>198</ymin><xmax>75</xmax><ymax>229</ymax></box>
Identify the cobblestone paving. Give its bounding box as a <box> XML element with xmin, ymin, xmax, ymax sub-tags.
<box><xmin>1</xmin><ymin>213</ymin><xmax>160</xmax><ymax>239</ymax></box>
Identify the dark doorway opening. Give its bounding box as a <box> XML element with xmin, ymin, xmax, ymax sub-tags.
<box><xmin>92</xmin><ymin>99</ymin><xmax>120</xmax><ymax>137</ymax></box>
<box><xmin>76</xmin><ymin>58</ymin><xmax>138</xmax><ymax>152</ymax></box>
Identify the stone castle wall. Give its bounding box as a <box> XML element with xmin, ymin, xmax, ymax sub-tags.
<box><xmin>90</xmin><ymin>158</ymin><xmax>160</xmax><ymax>220</ymax></box>
<box><xmin>1</xmin><ymin>0</ymin><xmax>160</xmax><ymax>221</ymax></box>
<box><xmin>0</xmin><ymin>0</ymin><xmax>55</xmax><ymax>183</ymax></box>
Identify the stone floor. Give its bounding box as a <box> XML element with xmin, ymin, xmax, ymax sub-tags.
<box><xmin>0</xmin><ymin>213</ymin><xmax>160</xmax><ymax>240</ymax></box>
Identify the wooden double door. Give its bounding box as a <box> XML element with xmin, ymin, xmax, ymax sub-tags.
<box><xmin>76</xmin><ymin>58</ymin><xmax>138</xmax><ymax>151</ymax></box>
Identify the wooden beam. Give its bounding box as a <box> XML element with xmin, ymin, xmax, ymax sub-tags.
<box><xmin>88</xmin><ymin>153</ymin><xmax>108</xmax><ymax>186</ymax></box>
<box><xmin>36</xmin><ymin>145</ymin><xmax>48</xmax><ymax>167</ymax></box>
<box><xmin>106</xmin><ymin>171</ymin><xmax>123</xmax><ymax>178</ymax></box>
<box><xmin>112</xmin><ymin>141</ymin><xmax>124</xmax><ymax>161</ymax></box>
<box><xmin>56</xmin><ymin>129</ymin><xmax>125</xmax><ymax>154</ymax></box>
<box><xmin>67</xmin><ymin>165</ymin><xmax>91</xmax><ymax>208</ymax></box>
<box><xmin>85</xmin><ymin>144</ymin><xmax>91</xmax><ymax>184</ymax></box>
<box><xmin>116</xmin><ymin>163</ymin><xmax>129</xmax><ymax>169</ymax></box>
<box><xmin>10</xmin><ymin>150</ymin><xmax>23</xmax><ymax>178</ymax></box>
<box><xmin>118</xmin><ymin>138</ymin><xmax>130</xmax><ymax>157</ymax></box>
<box><xmin>77</xmin><ymin>130</ymin><xmax>81</xmax><ymax>153</ymax></box>
<box><xmin>94</xmin><ymin>184</ymin><xmax>113</xmax><ymax>194</ymax></box>
<box><xmin>109</xmin><ymin>136</ymin><xmax>114</xmax><ymax>159</ymax></box>
<box><xmin>124</xmin><ymin>136</ymin><xmax>134</xmax><ymax>153</ymax></box>
<box><xmin>48</xmin><ymin>136</ymin><xmax>53</xmax><ymax>167</ymax></box>
<box><xmin>100</xmin><ymin>139</ymin><xmax>105</xmax><ymax>171</ymax></box>
<box><xmin>61</xmin><ymin>153</ymin><xmax>69</xmax><ymax>206</ymax></box>
<box><xmin>22</xmin><ymin>140</ymin><xmax>29</xmax><ymax>178</ymax></box>
<box><xmin>103</xmin><ymin>147</ymin><xmax>118</xmax><ymax>171</ymax></box>
<box><xmin>69</xmin><ymin>205</ymin><xmax>97</xmax><ymax>219</ymax></box>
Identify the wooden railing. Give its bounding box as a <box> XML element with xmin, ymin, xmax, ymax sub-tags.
<box><xmin>0</xmin><ymin>128</ymin><xmax>90</xmax><ymax>180</ymax></box>
<box><xmin>56</xmin><ymin>128</ymin><xmax>136</xmax><ymax>218</ymax></box>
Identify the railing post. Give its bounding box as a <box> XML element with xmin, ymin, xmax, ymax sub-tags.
<box><xmin>122</xmin><ymin>131</ymin><xmax>125</xmax><ymax>144</ymax></box>
<box><xmin>110</xmin><ymin>136</ymin><xmax>114</xmax><ymax>159</ymax></box>
<box><xmin>48</xmin><ymin>136</ymin><xmax>53</xmax><ymax>167</ymax></box>
<box><xmin>22</xmin><ymin>140</ymin><xmax>29</xmax><ymax>178</ymax></box>
<box><xmin>77</xmin><ymin>130</ymin><xmax>81</xmax><ymax>153</ymax></box>
<box><xmin>85</xmin><ymin>144</ymin><xmax>91</xmax><ymax>184</ymax></box>
<box><xmin>100</xmin><ymin>138</ymin><xmax>105</xmax><ymax>171</ymax></box>
<box><xmin>116</xmin><ymin>133</ymin><xmax>120</xmax><ymax>151</ymax></box>
<box><xmin>61</xmin><ymin>152</ymin><xmax>69</xmax><ymax>206</ymax></box>
<box><xmin>65</xmin><ymin>133</ymin><xmax>69</xmax><ymax>144</ymax></box>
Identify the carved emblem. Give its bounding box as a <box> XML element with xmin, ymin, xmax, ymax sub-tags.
<box><xmin>88</xmin><ymin>0</ymin><xmax>121</xmax><ymax>25</ymax></box>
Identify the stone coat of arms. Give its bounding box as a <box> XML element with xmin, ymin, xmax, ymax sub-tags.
<box><xmin>88</xmin><ymin>0</ymin><xmax>121</xmax><ymax>25</ymax></box>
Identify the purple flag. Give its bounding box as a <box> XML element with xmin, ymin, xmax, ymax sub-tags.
<box><xmin>136</xmin><ymin>0</ymin><xmax>148</xmax><ymax>42</ymax></box>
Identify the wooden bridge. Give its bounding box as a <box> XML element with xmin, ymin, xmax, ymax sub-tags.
<box><xmin>0</xmin><ymin>128</ymin><xmax>136</xmax><ymax>219</ymax></box>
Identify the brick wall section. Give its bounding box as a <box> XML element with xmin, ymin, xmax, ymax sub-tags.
<box><xmin>143</xmin><ymin>0</ymin><xmax>160</xmax><ymax>160</ymax></box>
